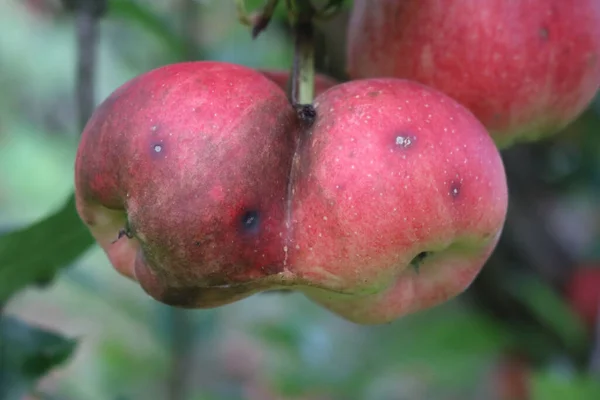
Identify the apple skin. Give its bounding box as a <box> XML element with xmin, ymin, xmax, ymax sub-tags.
<box><xmin>259</xmin><ymin>69</ymin><xmax>338</xmax><ymax>97</ymax></box>
<box><xmin>346</xmin><ymin>0</ymin><xmax>600</xmax><ymax>148</ymax></box>
<box><xmin>74</xmin><ymin>61</ymin><xmax>508</xmax><ymax>324</ymax></box>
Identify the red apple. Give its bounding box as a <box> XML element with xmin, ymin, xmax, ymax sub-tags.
<box><xmin>259</xmin><ymin>69</ymin><xmax>338</xmax><ymax>97</ymax></box>
<box><xmin>74</xmin><ymin>61</ymin><xmax>508</xmax><ymax>324</ymax></box>
<box><xmin>565</xmin><ymin>264</ymin><xmax>600</xmax><ymax>332</ymax></box>
<box><xmin>346</xmin><ymin>0</ymin><xmax>600</xmax><ymax>148</ymax></box>
<box><xmin>491</xmin><ymin>353</ymin><xmax>531</xmax><ymax>400</ymax></box>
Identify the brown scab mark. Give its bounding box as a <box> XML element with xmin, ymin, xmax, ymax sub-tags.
<box><xmin>368</xmin><ymin>91</ymin><xmax>381</xmax><ymax>97</ymax></box>
<box><xmin>539</xmin><ymin>26</ymin><xmax>549</xmax><ymax>41</ymax></box>
<box><xmin>410</xmin><ymin>251</ymin><xmax>431</xmax><ymax>274</ymax></box>
<box><xmin>112</xmin><ymin>224</ymin><xmax>134</xmax><ymax>243</ymax></box>
<box><xmin>449</xmin><ymin>180</ymin><xmax>462</xmax><ymax>199</ymax></box>
<box><xmin>294</xmin><ymin>104</ymin><xmax>317</xmax><ymax>127</ymax></box>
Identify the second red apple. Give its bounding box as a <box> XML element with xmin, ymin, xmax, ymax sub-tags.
<box><xmin>347</xmin><ymin>0</ymin><xmax>600</xmax><ymax>148</ymax></box>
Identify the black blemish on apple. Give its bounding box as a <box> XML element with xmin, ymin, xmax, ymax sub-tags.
<box><xmin>295</xmin><ymin>104</ymin><xmax>317</xmax><ymax>127</ymax></box>
<box><xmin>240</xmin><ymin>210</ymin><xmax>261</xmax><ymax>234</ymax></box>
<box><xmin>449</xmin><ymin>180</ymin><xmax>461</xmax><ymax>199</ymax></box>
<box><xmin>539</xmin><ymin>26</ymin><xmax>549</xmax><ymax>41</ymax></box>
<box><xmin>112</xmin><ymin>224</ymin><xmax>134</xmax><ymax>243</ymax></box>
<box><xmin>150</xmin><ymin>141</ymin><xmax>166</xmax><ymax>159</ymax></box>
<box><xmin>410</xmin><ymin>251</ymin><xmax>431</xmax><ymax>273</ymax></box>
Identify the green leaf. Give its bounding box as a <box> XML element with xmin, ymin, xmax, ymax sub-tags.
<box><xmin>532</xmin><ymin>369</ymin><xmax>600</xmax><ymax>400</ymax></box>
<box><xmin>505</xmin><ymin>274</ymin><xmax>589</xmax><ymax>356</ymax></box>
<box><xmin>0</xmin><ymin>315</ymin><xmax>77</xmax><ymax>400</ymax></box>
<box><xmin>0</xmin><ymin>194</ymin><xmax>94</xmax><ymax>303</ymax></box>
<box><xmin>107</xmin><ymin>0</ymin><xmax>187</xmax><ymax>60</ymax></box>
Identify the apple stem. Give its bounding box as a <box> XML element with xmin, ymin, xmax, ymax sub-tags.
<box><xmin>313</xmin><ymin>0</ymin><xmax>346</xmax><ymax>20</ymax></box>
<box><xmin>291</xmin><ymin>20</ymin><xmax>315</xmax><ymax>106</ymax></box>
<box><xmin>286</xmin><ymin>0</ymin><xmax>316</xmax><ymax>109</ymax></box>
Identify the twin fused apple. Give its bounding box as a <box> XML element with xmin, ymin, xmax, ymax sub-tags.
<box><xmin>74</xmin><ymin>62</ymin><xmax>508</xmax><ymax>324</ymax></box>
<box><xmin>75</xmin><ymin>0</ymin><xmax>600</xmax><ymax>324</ymax></box>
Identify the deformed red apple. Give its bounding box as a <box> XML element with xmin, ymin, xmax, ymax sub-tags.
<box><xmin>347</xmin><ymin>0</ymin><xmax>600</xmax><ymax>148</ymax></box>
<box><xmin>75</xmin><ymin>61</ymin><xmax>508</xmax><ymax>324</ymax></box>
<box><xmin>259</xmin><ymin>69</ymin><xmax>338</xmax><ymax>96</ymax></box>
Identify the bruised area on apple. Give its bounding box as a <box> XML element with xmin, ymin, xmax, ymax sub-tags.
<box><xmin>347</xmin><ymin>0</ymin><xmax>600</xmax><ymax>148</ymax></box>
<box><xmin>75</xmin><ymin>61</ymin><xmax>508</xmax><ymax>324</ymax></box>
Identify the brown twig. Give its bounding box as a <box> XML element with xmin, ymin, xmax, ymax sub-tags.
<box><xmin>62</xmin><ymin>0</ymin><xmax>106</xmax><ymax>131</ymax></box>
<box><xmin>236</xmin><ymin>0</ymin><xmax>281</xmax><ymax>39</ymax></box>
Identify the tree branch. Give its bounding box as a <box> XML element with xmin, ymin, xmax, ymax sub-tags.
<box><xmin>63</xmin><ymin>0</ymin><xmax>106</xmax><ymax>131</ymax></box>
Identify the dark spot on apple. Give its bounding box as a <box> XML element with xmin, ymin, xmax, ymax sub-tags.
<box><xmin>240</xmin><ymin>210</ymin><xmax>260</xmax><ymax>234</ymax></box>
<box><xmin>394</xmin><ymin>133</ymin><xmax>416</xmax><ymax>149</ymax></box>
<box><xmin>112</xmin><ymin>222</ymin><xmax>134</xmax><ymax>243</ymax></box>
<box><xmin>295</xmin><ymin>104</ymin><xmax>317</xmax><ymax>127</ymax></box>
<box><xmin>449</xmin><ymin>180</ymin><xmax>461</xmax><ymax>199</ymax></box>
<box><xmin>368</xmin><ymin>91</ymin><xmax>381</xmax><ymax>97</ymax></box>
<box><xmin>410</xmin><ymin>251</ymin><xmax>431</xmax><ymax>274</ymax></box>
<box><xmin>260</xmin><ymin>264</ymin><xmax>282</xmax><ymax>276</ymax></box>
<box><xmin>482</xmin><ymin>231</ymin><xmax>494</xmax><ymax>241</ymax></box>
<box><xmin>151</xmin><ymin>141</ymin><xmax>166</xmax><ymax>159</ymax></box>
<box><xmin>539</xmin><ymin>27</ymin><xmax>549</xmax><ymax>41</ymax></box>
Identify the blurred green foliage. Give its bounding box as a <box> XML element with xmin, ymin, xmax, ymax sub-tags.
<box><xmin>0</xmin><ymin>316</ymin><xmax>77</xmax><ymax>400</ymax></box>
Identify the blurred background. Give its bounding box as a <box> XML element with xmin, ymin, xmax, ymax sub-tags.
<box><xmin>1</xmin><ymin>0</ymin><xmax>599</xmax><ymax>399</ymax></box>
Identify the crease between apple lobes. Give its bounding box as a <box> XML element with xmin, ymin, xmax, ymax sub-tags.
<box><xmin>74</xmin><ymin>61</ymin><xmax>508</xmax><ymax>324</ymax></box>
